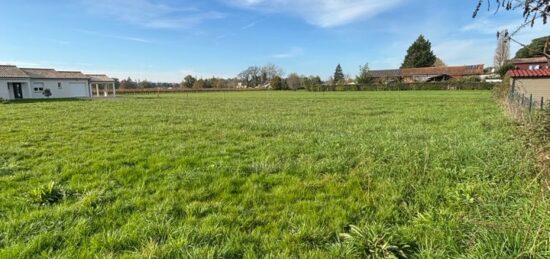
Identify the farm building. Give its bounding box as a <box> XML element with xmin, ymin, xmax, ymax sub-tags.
<box><xmin>368</xmin><ymin>64</ymin><xmax>485</xmax><ymax>83</ymax></box>
<box><xmin>367</xmin><ymin>69</ymin><xmax>402</xmax><ymax>84</ymax></box>
<box><xmin>510</xmin><ymin>57</ymin><xmax>549</xmax><ymax>70</ymax></box>
<box><xmin>0</xmin><ymin>65</ymin><xmax>115</xmax><ymax>100</ymax></box>
<box><xmin>508</xmin><ymin>69</ymin><xmax>550</xmax><ymax>105</ymax></box>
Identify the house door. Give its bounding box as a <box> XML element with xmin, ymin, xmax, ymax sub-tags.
<box><xmin>12</xmin><ymin>83</ymin><xmax>23</xmax><ymax>99</ymax></box>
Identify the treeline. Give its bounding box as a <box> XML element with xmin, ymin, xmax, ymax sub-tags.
<box><xmin>119</xmin><ymin>77</ymin><xmax>240</xmax><ymax>90</ymax></box>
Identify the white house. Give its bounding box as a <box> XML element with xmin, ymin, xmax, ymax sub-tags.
<box><xmin>0</xmin><ymin>65</ymin><xmax>115</xmax><ymax>100</ymax></box>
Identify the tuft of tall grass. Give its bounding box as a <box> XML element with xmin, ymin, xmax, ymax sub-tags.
<box><xmin>29</xmin><ymin>181</ymin><xmax>66</xmax><ymax>206</ymax></box>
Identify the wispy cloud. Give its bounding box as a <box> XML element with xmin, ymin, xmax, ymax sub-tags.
<box><xmin>82</xmin><ymin>0</ymin><xmax>225</xmax><ymax>29</ymax></box>
<box><xmin>225</xmin><ymin>0</ymin><xmax>403</xmax><ymax>27</ymax></box>
<box><xmin>433</xmin><ymin>39</ymin><xmax>494</xmax><ymax>66</ymax></box>
<box><xmin>46</xmin><ymin>39</ymin><xmax>71</xmax><ymax>45</ymax></box>
<box><xmin>240</xmin><ymin>21</ymin><xmax>257</xmax><ymax>30</ymax></box>
<box><xmin>78</xmin><ymin>29</ymin><xmax>152</xmax><ymax>43</ymax></box>
<box><xmin>271</xmin><ymin>47</ymin><xmax>303</xmax><ymax>59</ymax></box>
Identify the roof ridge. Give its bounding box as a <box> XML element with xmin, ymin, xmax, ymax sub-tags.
<box><xmin>20</xmin><ymin>68</ymin><xmax>55</xmax><ymax>70</ymax></box>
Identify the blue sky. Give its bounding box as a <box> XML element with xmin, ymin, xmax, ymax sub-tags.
<box><xmin>0</xmin><ymin>0</ymin><xmax>548</xmax><ymax>82</ymax></box>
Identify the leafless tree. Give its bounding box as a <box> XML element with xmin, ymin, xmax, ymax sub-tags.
<box><xmin>238</xmin><ymin>66</ymin><xmax>261</xmax><ymax>87</ymax></box>
<box><xmin>286</xmin><ymin>73</ymin><xmax>302</xmax><ymax>90</ymax></box>
<box><xmin>494</xmin><ymin>30</ymin><xmax>511</xmax><ymax>69</ymax></box>
<box><xmin>261</xmin><ymin>64</ymin><xmax>285</xmax><ymax>83</ymax></box>
<box><xmin>239</xmin><ymin>64</ymin><xmax>284</xmax><ymax>87</ymax></box>
<box><xmin>433</xmin><ymin>57</ymin><xmax>447</xmax><ymax>67</ymax></box>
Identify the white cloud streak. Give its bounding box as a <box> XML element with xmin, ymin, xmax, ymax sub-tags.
<box><xmin>270</xmin><ymin>47</ymin><xmax>304</xmax><ymax>59</ymax></box>
<box><xmin>78</xmin><ymin>30</ymin><xmax>152</xmax><ymax>43</ymax></box>
<box><xmin>82</xmin><ymin>0</ymin><xmax>225</xmax><ymax>29</ymax></box>
<box><xmin>226</xmin><ymin>0</ymin><xmax>403</xmax><ymax>27</ymax></box>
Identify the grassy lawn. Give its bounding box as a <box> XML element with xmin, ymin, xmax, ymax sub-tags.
<box><xmin>0</xmin><ymin>91</ymin><xmax>548</xmax><ymax>258</ymax></box>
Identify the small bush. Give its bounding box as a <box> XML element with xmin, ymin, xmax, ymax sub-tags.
<box><xmin>492</xmin><ymin>76</ymin><xmax>510</xmax><ymax>99</ymax></box>
<box><xmin>43</xmin><ymin>89</ymin><xmax>52</xmax><ymax>98</ymax></box>
<box><xmin>29</xmin><ymin>182</ymin><xmax>66</xmax><ymax>205</ymax></box>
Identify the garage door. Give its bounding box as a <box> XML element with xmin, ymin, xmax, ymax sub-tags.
<box><xmin>69</xmin><ymin>83</ymin><xmax>88</xmax><ymax>97</ymax></box>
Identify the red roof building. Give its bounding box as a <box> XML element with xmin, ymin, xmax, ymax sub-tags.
<box><xmin>508</xmin><ymin>69</ymin><xmax>550</xmax><ymax>106</ymax></box>
<box><xmin>510</xmin><ymin>57</ymin><xmax>549</xmax><ymax>70</ymax></box>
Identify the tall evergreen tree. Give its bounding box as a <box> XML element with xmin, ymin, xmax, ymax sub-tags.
<box><xmin>401</xmin><ymin>35</ymin><xmax>437</xmax><ymax>68</ymax></box>
<box><xmin>333</xmin><ymin>64</ymin><xmax>344</xmax><ymax>83</ymax></box>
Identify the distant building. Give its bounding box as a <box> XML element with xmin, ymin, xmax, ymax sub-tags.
<box><xmin>367</xmin><ymin>69</ymin><xmax>401</xmax><ymax>84</ymax></box>
<box><xmin>0</xmin><ymin>65</ymin><xmax>115</xmax><ymax>100</ymax></box>
<box><xmin>401</xmin><ymin>65</ymin><xmax>484</xmax><ymax>83</ymax></box>
<box><xmin>367</xmin><ymin>64</ymin><xmax>485</xmax><ymax>83</ymax></box>
<box><xmin>508</xmin><ymin>68</ymin><xmax>550</xmax><ymax>103</ymax></box>
<box><xmin>510</xmin><ymin>57</ymin><xmax>549</xmax><ymax>70</ymax></box>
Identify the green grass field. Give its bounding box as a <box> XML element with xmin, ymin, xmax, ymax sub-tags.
<box><xmin>0</xmin><ymin>91</ymin><xmax>548</xmax><ymax>258</ymax></box>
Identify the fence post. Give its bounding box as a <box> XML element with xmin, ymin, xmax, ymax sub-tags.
<box><xmin>529</xmin><ymin>94</ymin><xmax>533</xmax><ymax>113</ymax></box>
<box><xmin>542</xmin><ymin>97</ymin><xmax>545</xmax><ymax>110</ymax></box>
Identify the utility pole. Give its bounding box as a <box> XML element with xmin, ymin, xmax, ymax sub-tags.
<box><xmin>545</xmin><ymin>39</ymin><xmax>550</xmax><ymax>65</ymax></box>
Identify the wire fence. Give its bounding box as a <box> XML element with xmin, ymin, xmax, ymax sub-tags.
<box><xmin>508</xmin><ymin>89</ymin><xmax>546</xmax><ymax>114</ymax></box>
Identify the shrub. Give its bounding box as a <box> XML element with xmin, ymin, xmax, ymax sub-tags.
<box><xmin>29</xmin><ymin>182</ymin><xmax>66</xmax><ymax>205</ymax></box>
<box><xmin>492</xmin><ymin>76</ymin><xmax>511</xmax><ymax>100</ymax></box>
<box><xmin>498</xmin><ymin>63</ymin><xmax>515</xmax><ymax>78</ymax></box>
<box><xmin>43</xmin><ymin>89</ymin><xmax>52</xmax><ymax>98</ymax></box>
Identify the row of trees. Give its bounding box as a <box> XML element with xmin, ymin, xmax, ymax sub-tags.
<box><xmin>237</xmin><ymin>64</ymin><xmax>284</xmax><ymax>88</ymax></box>
<box><xmin>119</xmin><ymin>78</ymin><xmax>180</xmax><ymax>89</ymax></box>
<box><xmin>270</xmin><ymin>74</ymin><xmax>323</xmax><ymax>90</ymax></box>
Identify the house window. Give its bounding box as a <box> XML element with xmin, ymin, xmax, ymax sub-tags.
<box><xmin>33</xmin><ymin>82</ymin><xmax>45</xmax><ymax>92</ymax></box>
<box><xmin>58</xmin><ymin>82</ymin><xmax>62</xmax><ymax>89</ymax></box>
<box><xmin>529</xmin><ymin>64</ymin><xmax>541</xmax><ymax>70</ymax></box>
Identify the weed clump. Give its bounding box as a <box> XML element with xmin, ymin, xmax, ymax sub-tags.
<box><xmin>339</xmin><ymin>225</ymin><xmax>416</xmax><ymax>258</ymax></box>
<box><xmin>29</xmin><ymin>182</ymin><xmax>66</xmax><ymax>206</ymax></box>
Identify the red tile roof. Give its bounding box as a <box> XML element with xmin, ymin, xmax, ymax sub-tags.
<box><xmin>510</xmin><ymin>57</ymin><xmax>548</xmax><ymax>64</ymax></box>
<box><xmin>508</xmin><ymin>69</ymin><xmax>550</xmax><ymax>78</ymax></box>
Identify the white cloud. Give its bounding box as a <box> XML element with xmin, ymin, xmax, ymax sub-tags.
<box><xmin>433</xmin><ymin>39</ymin><xmax>495</xmax><ymax>66</ymax></box>
<box><xmin>240</xmin><ymin>21</ymin><xmax>257</xmax><ymax>30</ymax></box>
<box><xmin>271</xmin><ymin>47</ymin><xmax>303</xmax><ymax>59</ymax></box>
<box><xmin>82</xmin><ymin>0</ymin><xmax>225</xmax><ymax>29</ymax></box>
<box><xmin>226</xmin><ymin>0</ymin><xmax>403</xmax><ymax>27</ymax></box>
<box><xmin>78</xmin><ymin>30</ymin><xmax>152</xmax><ymax>43</ymax></box>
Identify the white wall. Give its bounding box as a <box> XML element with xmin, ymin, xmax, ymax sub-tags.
<box><xmin>0</xmin><ymin>80</ymin><xmax>9</xmax><ymax>99</ymax></box>
<box><xmin>514</xmin><ymin>78</ymin><xmax>550</xmax><ymax>103</ymax></box>
<box><xmin>0</xmin><ymin>79</ymin><xmax>31</xmax><ymax>100</ymax></box>
<box><xmin>27</xmin><ymin>79</ymin><xmax>90</xmax><ymax>99</ymax></box>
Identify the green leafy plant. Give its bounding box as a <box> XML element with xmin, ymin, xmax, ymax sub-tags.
<box><xmin>339</xmin><ymin>225</ymin><xmax>415</xmax><ymax>258</ymax></box>
<box><xmin>29</xmin><ymin>181</ymin><xmax>65</xmax><ymax>205</ymax></box>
